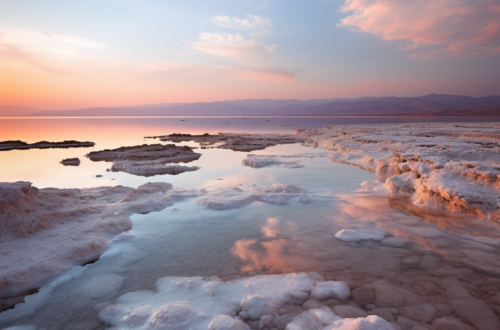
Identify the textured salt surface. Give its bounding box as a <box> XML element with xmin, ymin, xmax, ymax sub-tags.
<box><xmin>147</xmin><ymin>133</ymin><xmax>304</xmax><ymax>152</ymax></box>
<box><xmin>0</xmin><ymin>140</ymin><xmax>95</xmax><ymax>151</ymax></box>
<box><xmin>0</xmin><ymin>181</ymin><xmax>196</xmax><ymax>306</ymax></box>
<box><xmin>297</xmin><ymin>123</ymin><xmax>500</xmax><ymax>221</ymax></box>
<box><xmin>195</xmin><ymin>184</ymin><xmax>310</xmax><ymax>210</ymax></box>
<box><xmin>242</xmin><ymin>153</ymin><xmax>328</xmax><ymax>169</ymax></box>
<box><xmin>98</xmin><ymin>273</ymin><xmax>393</xmax><ymax>330</ymax></box>
<box><xmin>87</xmin><ymin>144</ymin><xmax>201</xmax><ymax>177</ymax></box>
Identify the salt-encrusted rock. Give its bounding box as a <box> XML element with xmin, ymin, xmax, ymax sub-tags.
<box><xmin>431</xmin><ymin>316</ymin><xmax>475</xmax><ymax>330</ymax></box>
<box><xmin>296</xmin><ymin>123</ymin><xmax>500</xmax><ymax>220</ymax></box>
<box><xmin>445</xmin><ymin>285</ymin><xmax>471</xmax><ymax>300</ymax></box>
<box><xmin>372</xmin><ymin>281</ymin><xmax>423</xmax><ymax>308</ymax></box>
<box><xmin>331</xmin><ymin>305</ymin><xmax>368</xmax><ymax>318</ymax></box>
<box><xmin>209</xmin><ymin>315</ymin><xmax>251</xmax><ymax>330</ymax></box>
<box><xmin>302</xmin><ymin>299</ymin><xmax>323</xmax><ymax>310</ymax></box>
<box><xmin>285</xmin><ymin>307</ymin><xmax>341</xmax><ymax>330</ymax></box>
<box><xmin>461</xmin><ymin>249</ymin><xmax>500</xmax><ymax>276</ymax></box>
<box><xmin>418</xmin><ymin>255</ymin><xmax>440</xmax><ymax>270</ymax></box>
<box><xmin>351</xmin><ymin>285</ymin><xmax>375</xmax><ymax>306</ymax></box>
<box><xmin>60</xmin><ymin>157</ymin><xmax>80</xmax><ymax>166</ymax></box>
<box><xmin>149</xmin><ymin>133</ymin><xmax>305</xmax><ymax>152</ymax></box>
<box><xmin>148</xmin><ymin>302</ymin><xmax>197</xmax><ymax>330</ymax></box>
<box><xmin>241</xmin><ymin>295</ymin><xmax>277</xmax><ymax>320</ymax></box>
<box><xmin>87</xmin><ymin>144</ymin><xmax>201</xmax><ymax>177</ymax></box>
<box><xmin>335</xmin><ymin>228</ymin><xmax>390</xmax><ymax>242</ymax></box>
<box><xmin>399</xmin><ymin>303</ymin><xmax>436</xmax><ymax>323</ymax></box>
<box><xmin>310</xmin><ymin>281</ymin><xmax>350</xmax><ymax>301</ymax></box>
<box><xmin>0</xmin><ymin>181</ymin><xmax>190</xmax><ymax>303</ymax></box>
<box><xmin>449</xmin><ymin>298</ymin><xmax>500</xmax><ymax>330</ymax></box>
<box><xmin>380</xmin><ymin>237</ymin><xmax>408</xmax><ymax>247</ymax></box>
<box><xmin>401</xmin><ymin>255</ymin><xmax>420</xmax><ymax>269</ymax></box>
<box><xmin>370</xmin><ymin>308</ymin><xmax>395</xmax><ymax>322</ymax></box>
<box><xmin>322</xmin><ymin>315</ymin><xmax>394</xmax><ymax>330</ymax></box>
<box><xmin>0</xmin><ymin>140</ymin><xmax>94</xmax><ymax>151</ymax></box>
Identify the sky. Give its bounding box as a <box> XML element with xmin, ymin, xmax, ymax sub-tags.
<box><xmin>0</xmin><ymin>0</ymin><xmax>499</xmax><ymax>109</ymax></box>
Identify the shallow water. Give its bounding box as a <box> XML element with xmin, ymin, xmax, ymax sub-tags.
<box><xmin>1</xmin><ymin>117</ymin><xmax>500</xmax><ymax>330</ymax></box>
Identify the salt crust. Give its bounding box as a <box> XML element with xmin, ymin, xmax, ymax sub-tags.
<box><xmin>242</xmin><ymin>153</ymin><xmax>328</xmax><ymax>169</ymax></box>
<box><xmin>98</xmin><ymin>273</ymin><xmax>392</xmax><ymax>330</ymax></box>
<box><xmin>0</xmin><ymin>181</ymin><xmax>197</xmax><ymax>299</ymax></box>
<box><xmin>148</xmin><ymin>133</ymin><xmax>305</xmax><ymax>152</ymax></box>
<box><xmin>87</xmin><ymin>144</ymin><xmax>201</xmax><ymax>177</ymax></box>
<box><xmin>195</xmin><ymin>184</ymin><xmax>310</xmax><ymax>210</ymax></box>
<box><xmin>297</xmin><ymin>123</ymin><xmax>500</xmax><ymax>220</ymax></box>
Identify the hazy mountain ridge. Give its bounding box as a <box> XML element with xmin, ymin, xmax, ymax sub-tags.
<box><xmin>2</xmin><ymin>94</ymin><xmax>500</xmax><ymax>117</ymax></box>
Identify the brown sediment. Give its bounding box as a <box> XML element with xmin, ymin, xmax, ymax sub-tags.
<box><xmin>0</xmin><ymin>140</ymin><xmax>94</xmax><ymax>151</ymax></box>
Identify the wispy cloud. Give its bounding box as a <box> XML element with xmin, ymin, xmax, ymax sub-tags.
<box><xmin>0</xmin><ymin>28</ymin><xmax>107</xmax><ymax>61</ymax></box>
<box><xmin>338</xmin><ymin>0</ymin><xmax>500</xmax><ymax>57</ymax></box>
<box><xmin>192</xmin><ymin>32</ymin><xmax>276</xmax><ymax>58</ymax></box>
<box><xmin>210</xmin><ymin>14</ymin><xmax>272</xmax><ymax>36</ymax></box>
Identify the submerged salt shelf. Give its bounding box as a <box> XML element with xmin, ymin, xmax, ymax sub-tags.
<box><xmin>1</xmin><ymin>119</ymin><xmax>500</xmax><ymax>330</ymax></box>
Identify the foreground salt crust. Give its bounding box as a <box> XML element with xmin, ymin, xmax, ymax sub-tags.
<box><xmin>195</xmin><ymin>184</ymin><xmax>310</xmax><ymax>210</ymax></box>
<box><xmin>147</xmin><ymin>133</ymin><xmax>305</xmax><ymax>152</ymax></box>
<box><xmin>98</xmin><ymin>273</ymin><xmax>392</xmax><ymax>330</ymax></box>
<box><xmin>87</xmin><ymin>144</ymin><xmax>201</xmax><ymax>177</ymax></box>
<box><xmin>242</xmin><ymin>153</ymin><xmax>328</xmax><ymax>169</ymax></box>
<box><xmin>297</xmin><ymin>123</ymin><xmax>500</xmax><ymax>220</ymax></box>
<box><xmin>0</xmin><ymin>181</ymin><xmax>198</xmax><ymax>307</ymax></box>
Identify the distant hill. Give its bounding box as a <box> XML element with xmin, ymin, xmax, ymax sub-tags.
<box><xmin>4</xmin><ymin>94</ymin><xmax>500</xmax><ymax>117</ymax></box>
<box><xmin>269</xmin><ymin>94</ymin><xmax>500</xmax><ymax>116</ymax></box>
<box><xmin>0</xmin><ymin>105</ymin><xmax>47</xmax><ymax>116</ymax></box>
<box><xmin>28</xmin><ymin>98</ymin><xmax>349</xmax><ymax>117</ymax></box>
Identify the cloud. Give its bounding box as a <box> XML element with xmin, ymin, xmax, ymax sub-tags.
<box><xmin>338</xmin><ymin>0</ymin><xmax>500</xmax><ymax>56</ymax></box>
<box><xmin>192</xmin><ymin>32</ymin><xmax>277</xmax><ymax>58</ymax></box>
<box><xmin>0</xmin><ymin>28</ymin><xmax>107</xmax><ymax>62</ymax></box>
<box><xmin>210</xmin><ymin>14</ymin><xmax>272</xmax><ymax>36</ymax></box>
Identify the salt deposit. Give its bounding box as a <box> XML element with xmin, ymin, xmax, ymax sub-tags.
<box><xmin>98</xmin><ymin>273</ymin><xmax>393</xmax><ymax>330</ymax></box>
<box><xmin>87</xmin><ymin>144</ymin><xmax>201</xmax><ymax>176</ymax></box>
<box><xmin>297</xmin><ymin>123</ymin><xmax>500</xmax><ymax>220</ymax></box>
<box><xmin>147</xmin><ymin>133</ymin><xmax>304</xmax><ymax>152</ymax></box>
<box><xmin>195</xmin><ymin>184</ymin><xmax>310</xmax><ymax>210</ymax></box>
<box><xmin>0</xmin><ymin>140</ymin><xmax>94</xmax><ymax>151</ymax></box>
<box><xmin>0</xmin><ymin>181</ymin><xmax>196</xmax><ymax>308</ymax></box>
<box><xmin>242</xmin><ymin>153</ymin><xmax>328</xmax><ymax>169</ymax></box>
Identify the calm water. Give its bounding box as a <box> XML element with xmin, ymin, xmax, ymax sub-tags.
<box><xmin>1</xmin><ymin>117</ymin><xmax>500</xmax><ymax>330</ymax></box>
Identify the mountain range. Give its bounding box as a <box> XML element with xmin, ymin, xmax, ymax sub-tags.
<box><xmin>2</xmin><ymin>94</ymin><xmax>500</xmax><ymax>117</ymax></box>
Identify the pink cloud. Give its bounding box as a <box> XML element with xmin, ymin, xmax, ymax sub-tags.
<box><xmin>338</xmin><ymin>0</ymin><xmax>500</xmax><ymax>56</ymax></box>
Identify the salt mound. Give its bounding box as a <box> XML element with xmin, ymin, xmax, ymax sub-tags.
<box><xmin>0</xmin><ymin>181</ymin><xmax>193</xmax><ymax>302</ymax></box>
<box><xmin>149</xmin><ymin>133</ymin><xmax>305</xmax><ymax>152</ymax></box>
<box><xmin>195</xmin><ymin>184</ymin><xmax>310</xmax><ymax>210</ymax></box>
<box><xmin>335</xmin><ymin>229</ymin><xmax>390</xmax><ymax>242</ymax></box>
<box><xmin>87</xmin><ymin>144</ymin><xmax>201</xmax><ymax>177</ymax></box>
<box><xmin>311</xmin><ymin>281</ymin><xmax>351</xmax><ymax>301</ymax></box>
<box><xmin>98</xmin><ymin>273</ymin><xmax>391</xmax><ymax>330</ymax></box>
<box><xmin>296</xmin><ymin>123</ymin><xmax>500</xmax><ymax>220</ymax></box>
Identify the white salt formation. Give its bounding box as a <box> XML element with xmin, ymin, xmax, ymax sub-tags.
<box><xmin>242</xmin><ymin>153</ymin><xmax>328</xmax><ymax>169</ymax></box>
<box><xmin>297</xmin><ymin>123</ymin><xmax>500</xmax><ymax>220</ymax></box>
<box><xmin>147</xmin><ymin>133</ymin><xmax>305</xmax><ymax>152</ymax></box>
<box><xmin>0</xmin><ymin>181</ymin><xmax>195</xmax><ymax>310</ymax></box>
<box><xmin>87</xmin><ymin>144</ymin><xmax>201</xmax><ymax>177</ymax></box>
<box><xmin>98</xmin><ymin>273</ymin><xmax>393</xmax><ymax>330</ymax></box>
<box><xmin>195</xmin><ymin>184</ymin><xmax>310</xmax><ymax>210</ymax></box>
